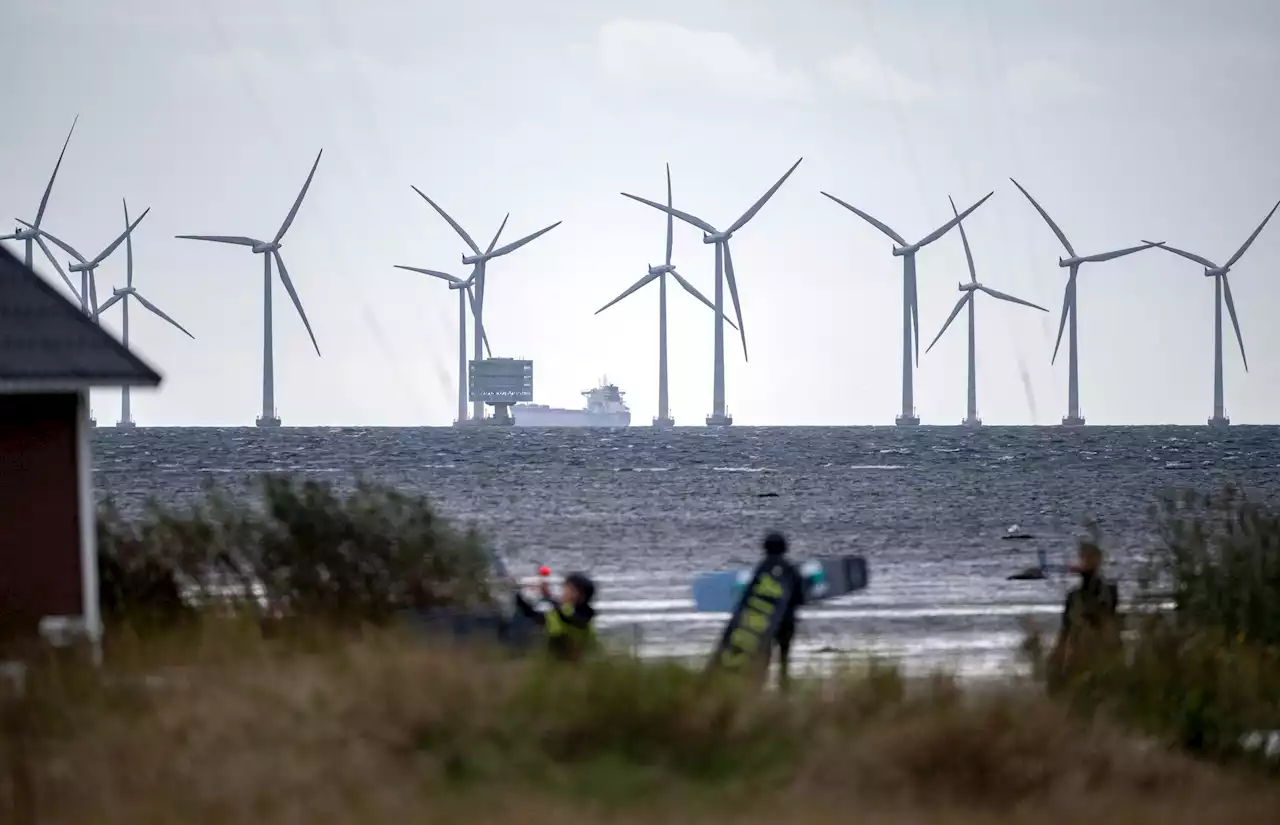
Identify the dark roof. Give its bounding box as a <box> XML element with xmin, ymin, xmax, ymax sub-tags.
<box><xmin>0</xmin><ymin>244</ymin><xmax>161</xmax><ymax>390</ymax></box>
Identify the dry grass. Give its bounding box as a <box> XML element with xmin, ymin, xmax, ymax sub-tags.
<box><xmin>4</xmin><ymin>625</ymin><xmax>1277</xmax><ymax>825</ymax></box>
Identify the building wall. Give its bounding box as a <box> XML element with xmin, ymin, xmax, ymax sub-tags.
<box><xmin>0</xmin><ymin>392</ymin><xmax>82</xmax><ymax>639</ymax></box>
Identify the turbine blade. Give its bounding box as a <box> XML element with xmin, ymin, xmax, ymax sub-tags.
<box><xmin>726</xmin><ymin>157</ymin><xmax>803</xmax><ymax>235</ymax></box>
<box><xmin>722</xmin><ymin>242</ymin><xmax>748</xmax><ymax>361</ymax></box>
<box><xmin>274</xmin><ymin>149</ymin><xmax>323</xmax><ymax>244</ymax></box>
<box><xmin>1073</xmin><ymin>241</ymin><xmax>1162</xmax><ymax>264</ymax></box>
<box><xmin>94</xmin><ymin>292</ymin><xmax>123</xmax><ymax>318</ymax></box>
<box><xmin>465</xmin><ymin>285</ymin><xmax>491</xmax><ymax>357</ymax></box>
<box><xmin>174</xmin><ymin>235</ymin><xmax>259</xmax><ymax>247</ymax></box>
<box><xmin>91</xmin><ymin>206</ymin><xmax>149</xmax><ymax>266</ymax></box>
<box><xmin>1221</xmin><ymin>274</ymin><xmax>1247</xmax><ymax>372</ymax></box>
<box><xmin>33</xmin><ymin>235</ymin><xmax>79</xmax><ymax>296</ymax></box>
<box><xmin>595</xmin><ymin>272</ymin><xmax>658</xmax><ymax>315</ymax></box>
<box><xmin>19</xmin><ymin>220</ymin><xmax>84</xmax><ymax>263</ymax></box>
<box><xmin>950</xmin><ymin>196</ymin><xmax>978</xmax><ymax>284</ymax></box>
<box><xmin>488</xmin><ymin>221</ymin><xmax>561</xmax><ymax>257</ymax></box>
<box><xmin>486</xmin><ymin>213</ymin><xmax>509</xmax><ymax>255</ymax></box>
<box><xmin>1051</xmin><ymin>278</ymin><xmax>1072</xmax><ymax>365</ymax></box>
<box><xmin>272</xmin><ymin>250</ymin><xmax>320</xmax><ymax>356</ymax></box>
<box><xmin>1223</xmin><ymin>198</ymin><xmax>1280</xmax><ymax>271</ymax></box>
<box><xmin>670</xmin><ymin>269</ymin><xmax>737</xmax><ymax>330</ymax></box>
<box><xmin>818</xmin><ymin>192</ymin><xmax>907</xmax><ymax>246</ymax></box>
<box><xmin>123</xmin><ymin>198</ymin><xmax>134</xmax><ymax>288</ymax></box>
<box><xmin>410</xmin><ymin>186</ymin><xmax>481</xmax><ymax>254</ymax></box>
<box><xmin>393</xmin><ymin>264</ymin><xmax>462</xmax><ymax>284</ymax></box>
<box><xmin>34</xmin><ymin>114</ymin><xmax>78</xmax><ymax>228</ymax></box>
<box><xmin>916</xmin><ymin>191</ymin><xmax>994</xmax><ymax>249</ymax></box>
<box><xmin>665</xmin><ymin>163</ymin><xmax>674</xmax><ymax>267</ymax></box>
<box><xmin>977</xmin><ymin>285</ymin><xmax>1049</xmax><ymax>311</ymax></box>
<box><xmin>1009</xmin><ymin>178</ymin><xmax>1076</xmax><ymax>258</ymax></box>
<box><xmin>909</xmin><ymin>265</ymin><xmax>919</xmax><ymax>366</ymax></box>
<box><xmin>1141</xmin><ymin>240</ymin><xmax>1219</xmax><ymax>270</ymax></box>
<box><xmin>926</xmin><ymin>294</ymin><xmax>970</xmax><ymax>354</ymax></box>
<box><xmin>620</xmin><ymin>193</ymin><xmax>718</xmax><ymax>236</ymax></box>
<box><xmin>134</xmin><ymin>292</ymin><xmax>196</xmax><ymax>339</ymax></box>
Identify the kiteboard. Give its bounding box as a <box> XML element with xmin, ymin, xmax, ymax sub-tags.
<box><xmin>692</xmin><ymin>555</ymin><xmax>869</xmax><ymax>613</ymax></box>
<box><xmin>706</xmin><ymin>558</ymin><xmax>798</xmax><ymax>676</ymax></box>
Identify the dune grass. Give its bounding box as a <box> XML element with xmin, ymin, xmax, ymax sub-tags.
<box><xmin>5</xmin><ymin>624</ymin><xmax>1279</xmax><ymax>825</ymax></box>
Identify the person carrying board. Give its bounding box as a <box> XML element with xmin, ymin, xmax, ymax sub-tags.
<box><xmin>759</xmin><ymin>532</ymin><xmax>806</xmax><ymax>690</ymax></box>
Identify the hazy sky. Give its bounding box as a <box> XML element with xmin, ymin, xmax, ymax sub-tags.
<box><xmin>3</xmin><ymin>0</ymin><xmax>1279</xmax><ymax>426</ymax></box>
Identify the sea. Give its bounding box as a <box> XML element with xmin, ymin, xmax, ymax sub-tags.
<box><xmin>92</xmin><ymin>426</ymin><xmax>1280</xmax><ymax>680</ymax></box>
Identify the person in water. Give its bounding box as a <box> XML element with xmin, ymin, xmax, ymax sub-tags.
<box><xmin>1048</xmin><ymin>540</ymin><xmax>1121</xmax><ymax>688</ymax></box>
<box><xmin>757</xmin><ymin>532</ymin><xmax>806</xmax><ymax>690</ymax></box>
<box><xmin>515</xmin><ymin>571</ymin><xmax>598</xmax><ymax>661</ymax></box>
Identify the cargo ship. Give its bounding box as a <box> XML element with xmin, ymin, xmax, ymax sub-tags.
<box><xmin>512</xmin><ymin>379</ymin><xmax>631</xmax><ymax>427</ymax></box>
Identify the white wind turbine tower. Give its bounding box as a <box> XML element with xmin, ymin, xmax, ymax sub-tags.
<box><xmin>595</xmin><ymin>164</ymin><xmax>735</xmax><ymax>427</ymax></box>
<box><xmin>95</xmin><ymin>199</ymin><xmax>195</xmax><ymax>428</ymax></box>
<box><xmin>1141</xmin><ymin>197</ymin><xmax>1280</xmax><ymax>427</ymax></box>
<box><xmin>620</xmin><ymin>158</ymin><xmax>803</xmax><ymax>426</ymax></box>
<box><xmin>925</xmin><ymin>196</ymin><xmax>1049</xmax><ymax>427</ymax></box>
<box><xmin>1</xmin><ymin>115</ymin><xmax>80</xmax><ymax>298</ymax></box>
<box><xmin>391</xmin><ymin>264</ymin><xmax>491</xmax><ymax>425</ymax></box>
<box><xmin>410</xmin><ymin>187</ymin><xmax>560</xmax><ymax>422</ymax></box>
<box><xmin>176</xmin><ymin>150</ymin><xmax>324</xmax><ymax>428</ymax></box>
<box><xmin>1009</xmin><ymin>178</ymin><xmax>1163</xmax><ymax>426</ymax></box>
<box><xmin>821</xmin><ymin>188</ymin><xmax>994</xmax><ymax>426</ymax></box>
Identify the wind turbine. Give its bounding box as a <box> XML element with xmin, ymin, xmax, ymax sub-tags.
<box><xmin>1</xmin><ymin>115</ymin><xmax>80</xmax><ymax>299</ymax></box>
<box><xmin>595</xmin><ymin>164</ymin><xmax>735</xmax><ymax>427</ymax></box>
<box><xmin>410</xmin><ymin>187</ymin><xmax>560</xmax><ymax>422</ymax></box>
<box><xmin>621</xmin><ymin>158</ymin><xmax>803</xmax><ymax>426</ymax></box>
<box><xmin>176</xmin><ymin>150</ymin><xmax>323</xmax><ymax>428</ymax></box>
<box><xmin>95</xmin><ymin>199</ymin><xmax>195</xmax><ymax>428</ymax></box>
<box><xmin>391</xmin><ymin>265</ymin><xmax>491</xmax><ymax>425</ymax></box>
<box><xmin>821</xmin><ymin>188</ymin><xmax>994</xmax><ymax>426</ymax></box>
<box><xmin>1009</xmin><ymin>178</ymin><xmax>1163</xmax><ymax>426</ymax></box>
<box><xmin>19</xmin><ymin>205</ymin><xmax>149</xmax><ymax>319</ymax></box>
<box><xmin>925</xmin><ymin>196</ymin><xmax>1049</xmax><ymax>427</ymax></box>
<box><xmin>1140</xmin><ymin>198</ymin><xmax>1280</xmax><ymax>427</ymax></box>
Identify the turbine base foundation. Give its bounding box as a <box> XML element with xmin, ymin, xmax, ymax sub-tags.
<box><xmin>116</xmin><ymin>420</ymin><xmax>136</xmax><ymax>430</ymax></box>
<box><xmin>962</xmin><ymin>417</ymin><xmax>982</xmax><ymax>428</ymax></box>
<box><xmin>256</xmin><ymin>415</ymin><xmax>283</xmax><ymax>428</ymax></box>
<box><xmin>1208</xmin><ymin>415</ymin><xmax>1231</xmax><ymax>428</ymax></box>
<box><xmin>652</xmin><ymin>416</ymin><xmax>675</xmax><ymax>428</ymax></box>
<box><xmin>895</xmin><ymin>414</ymin><xmax>920</xmax><ymax>427</ymax></box>
<box><xmin>89</xmin><ymin>416</ymin><xmax>97</xmax><ymax>429</ymax></box>
<box><xmin>705</xmin><ymin>413</ymin><xmax>734</xmax><ymax>427</ymax></box>
<box><xmin>1061</xmin><ymin>415</ymin><xmax>1086</xmax><ymax>427</ymax></box>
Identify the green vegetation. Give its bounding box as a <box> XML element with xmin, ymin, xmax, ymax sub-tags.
<box><xmin>3</xmin><ymin>477</ymin><xmax>1280</xmax><ymax>824</ymax></box>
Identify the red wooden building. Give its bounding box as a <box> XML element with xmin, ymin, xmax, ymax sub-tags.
<box><xmin>0</xmin><ymin>245</ymin><xmax>160</xmax><ymax>654</ymax></box>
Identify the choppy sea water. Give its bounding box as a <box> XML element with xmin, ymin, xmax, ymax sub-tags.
<box><xmin>92</xmin><ymin>426</ymin><xmax>1280</xmax><ymax>679</ymax></box>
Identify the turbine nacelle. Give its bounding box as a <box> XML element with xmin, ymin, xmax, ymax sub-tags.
<box><xmin>112</xmin><ymin>286</ymin><xmax>134</xmax><ymax>297</ymax></box>
<box><xmin>702</xmin><ymin>231</ymin><xmax>730</xmax><ymax>244</ymax></box>
<box><xmin>647</xmin><ymin>263</ymin><xmax>675</xmax><ymax>276</ymax></box>
<box><xmin>11</xmin><ymin>225</ymin><xmax>38</xmax><ymax>240</ymax></box>
<box><xmin>1206</xmin><ymin>267</ymin><xmax>1228</xmax><ymax>278</ymax></box>
<box><xmin>891</xmin><ymin>244</ymin><xmax>921</xmax><ymax>257</ymax></box>
<box><xmin>959</xmin><ymin>281</ymin><xmax>980</xmax><ymax>292</ymax></box>
<box><xmin>252</xmin><ymin>241</ymin><xmax>281</xmax><ymax>254</ymax></box>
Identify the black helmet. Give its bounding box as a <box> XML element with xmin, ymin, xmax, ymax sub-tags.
<box><xmin>565</xmin><ymin>571</ymin><xmax>596</xmax><ymax>604</ymax></box>
<box><xmin>763</xmin><ymin>532</ymin><xmax>788</xmax><ymax>556</ymax></box>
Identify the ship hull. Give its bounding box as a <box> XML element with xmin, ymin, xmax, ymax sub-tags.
<box><xmin>512</xmin><ymin>406</ymin><xmax>631</xmax><ymax>427</ymax></box>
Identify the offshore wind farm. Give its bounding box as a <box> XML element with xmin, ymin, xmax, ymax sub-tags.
<box><xmin>4</xmin><ymin>115</ymin><xmax>1278</xmax><ymax>429</ymax></box>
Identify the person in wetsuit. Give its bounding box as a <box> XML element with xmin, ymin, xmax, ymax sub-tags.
<box><xmin>1048</xmin><ymin>540</ymin><xmax>1121</xmax><ymax>690</ymax></box>
<box><xmin>758</xmin><ymin>532</ymin><xmax>805</xmax><ymax>690</ymax></box>
<box><xmin>515</xmin><ymin>571</ymin><xmax>598</xmax><ymax>661</ymax></box>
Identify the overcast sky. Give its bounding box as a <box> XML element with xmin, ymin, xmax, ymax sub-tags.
<box><xmin>3</xmin><ymin>0</ymin><xmax>1279</xmax><ymax>426</ymax></box>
